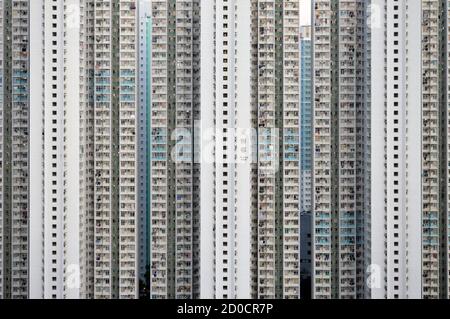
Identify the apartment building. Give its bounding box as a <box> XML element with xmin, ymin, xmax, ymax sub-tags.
<box><xmin>138</xmin><ymin>0</ymin><xmax>150</xmax><ymax>291</ymax></box>
<box><xmin>28</xmin><ymin>0</ymin><xmax>139</xmax><ymax>299</ymax></box>
<box><xmin>0</xmin><ymin>0</ymin><xmax>30</xmax><ymax>299</ymax></box>
<box><xmin>78</xmin><ymin>0</ymin><xmax>95</xmax><ymax>299</ymax></box>
<box><xmin>372</xmin><ymin>0</ymin><xmax>450</xmax><ymax>299</ymax></box>
<box><xmin>28</xmin><ymin>0</ymin><xmax>82</xmax><ymax>299</ymax></box>
<box><xmin>150</xmin><ymin>0</ymin><xmax>201</xmax><ymax>299</ymax></box>
<box><xmin>299</xmin><ymin>25</ymin><xmax>312</xmax><ymax>299</ymax></box>
<box><xmin>252</xmin><ymin>0</ymin><xmax>301</xmax><ymax>299</ymax></box>
<box><xmin>200</xmin><ymin>0</ymin><xmax>255</xmax><ymax>299</ymax></box>
<box><xmin>300</xmin><ymin>25</ymin><xmax>312</xmax><ymax>218</ymax></box>
<box><xmin>0</xmin><ymin>0</ymin><xmax>140</xmax><ymax>300</ymax></box>
<box><xmin>90</xmin><ymin>0</ymin><xmax>138</xmax><ymax>299</ymax></box>
<box><xmin>199</xmin><ymin>0</ymin><xmax>300</xmax><ymax>299</ymax></box>
<box><xmin>418</xmin><ymin>0</ymin><xmax>450</xmax><ymax>299</ymax></box>
<box><xmin>312</xmin><ymin>0</ymin><xmax>371</xmax><ymax>299</ymax></box>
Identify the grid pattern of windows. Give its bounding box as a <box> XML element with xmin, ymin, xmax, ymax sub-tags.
<box><xmin>42</xmin><ymin>0</ymin><xmax>64</xmax><ymax>299</ymax></box>
<box><xmin>137</xmin><ymin>0</ymin><xmax>150</xmax><ymax>288</ymax></box>
<box><xmin>313</xmin><ymin>0</ymin><xmax>371</xmax><ymax>299</ymax></box>
<box><xmin>300</xmin><ymin>26</ymin><xmax>312</xmax><ymax>215</ymax></box>
<box><xmin>251</xmin><ymin>0</ymin><xmax>300</xmax><ymax>299</ymax></box>
<box><xmin>150</xmin><ymin>0</ymin><xmax>200</xmax><ymax>299</ymax></box>
<box><xmin>92</xmin><ymin>0</ymin><xmax>138</xmax><ymax>299</ymax></box>
<box><xmin>0</xmin><ymin>0</ymin><xmax>30</xmax><ymax>299</ymax></box>
<box><xmin>422</xmin><ymin>0</ymin><xmax>449</xmax><ymax>299</ymax></box>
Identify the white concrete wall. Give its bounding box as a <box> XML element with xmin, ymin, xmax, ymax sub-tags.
<box><xmin>29</xmin><ymin>0</ymin><xmax>44</xmax><ymax>299</ymax></box>
<box><xmin>64</xmin><ymin>0</ymin><xmax>81</xmax><ymax>299</ymax></box>
<box><xmin>199</xmin><ymin>0</ymin><xmax>215</xmax><ymax>299</ymax></box>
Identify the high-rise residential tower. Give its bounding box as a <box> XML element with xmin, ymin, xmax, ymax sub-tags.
<box><xmin>29</xmin><ymin>0</ymin><xmax>139</xmax><ymax>299</ymax></box>
<box><xmin>299</xmin><ymin>25</ymin><xmax>312</xmax><ymax>299</ymax></box>
<box><xmin>312</xmin><ymin>0</ymin><xmax>371</xmax><ymax>299</ymax></box>
<box><xmin>201</xmin><ymin>0</ymin><xmax>301</xmax><ymax>299</ymax></box>
<box><xmin>90</xmin><ymin>0</ymin><xmax>138</xmax><ymax>299</ymax></box>
<box><xmin>200</xmin><ymin>0</ymin><xmax>255</xmax><ymax>299</ymax></box>
<box><xmin>419</xmin><ymin>0</ymin><xmax>450</xmax><ymax>300</ymax></box>
<box><xmin>371</xmin><ymin>0</ymin><xmax>422</xmax><ymax>299</ymax></box>
<box><xmin>77</xmin><ymin>0</ymin><xmax>95</xmax><ymax>299</ymax></box>
<box><xmin>251</xmin><ymin>0</ymin><xmax>301</xmax><ymax>299</ymax></box>
<box><xmin>300</xmin><ymin>25</ymin><xmax>312</xmax><ymax>219</ymax></box>
<box><xmin>138</xmin><ymin>0</ymin><xmax>150</xmax><ymax>292</ymax></box>
<box><xmin>0</xmin><ymin>0</ymin><xmax>30</xmax><ymax>299</ymax></box>
<box><xmin>0</xmin><ymin>0</ymin><xmax>83</xmax><ymax>300</ymax></box>
<box><xmin>29</xmin><ymin>0</ymin><xmax>81</xmax><ymax>299</ymax></box>
<box><xmin>150</xmin><ymin>0</ymin><xmax>201</xmax><ymax>299</ymax></box>
<box><xmin>0</xmin><ymin>0</ymin><xmax>138</xmax><ymax>299</ymax></box>
<box><xmin>371</xmin><ymin>0</ymin><xmax>450</xmax><ymax>299</ymax></box>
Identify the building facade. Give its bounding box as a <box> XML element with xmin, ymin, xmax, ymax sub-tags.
<box><xmin>5</xmin><ymin>0</ymin><xmax>450</xmax><ymax>301</ymax></box>
<box><xmin>371</xmin><ymin>0</ymin><xmax>421</xmax><ymax>299</ymax></box>
<box><xmin>200</xmin><ymin>0</ymin><xmax>301</xmax><ymax>299</ymax></box>
<box><xmin>252</xmin><ymin>0</ymin><xmax>301</xmax><ymax>299</ymax></box>
<box><xmin>0</xmin><ymin>0</ymin><xmax>30</xmax><ymax>299</ymax></box>
<box><xmin>299</xmin><ymin>25</ymin><xmax>312</xmax><ymax>299</ymax></box>
<box><xmin>371</xmin><ymin>0</ymin><xmax>450</xmax><ymax>299</ymax></box>
<box><xmin>28</xmin><ymin>0</ymin><xmax>139</xmax><ymax>300</ymax></box>
<box><xmin>300</xmin><ymin>25</ymin><xmax>312</xmax><ymax>217</ymax></box>
<box><xmin>138</xmin><ymin>0</ymin><xmax>150</xmax><ymax>292</ymax></box>
<box><xmin>200</xmin><ymin>0</ymin><xmax>255</xmax><ymax>299</ymax></box>
<box><xmin>1</xmin><ymin>0</ymin><xmax>141</xmax><ymax>300</ymax></box>
<box><xmin>312</xmin><ymin>0</ymin><xmax>371</xmax><ymax>299</ymax></box>
<box><xmin>90</xmin><ymin>0</ymin><xmax>138</xmax><ymax>299</ymax></box>
<box><xmin>149</xmin><ymin>0</ymin><xmax>201</xmax><ymax>299</ymax></box>
<box><xmin>28</xmin><ymin>0</ymin><xmax>81</xmax><ymax>299</ymax></box>
<box><xmin>77</xmin><ymin>0</ymin><xmax>95</xmax><ymax>299</ymax></box>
